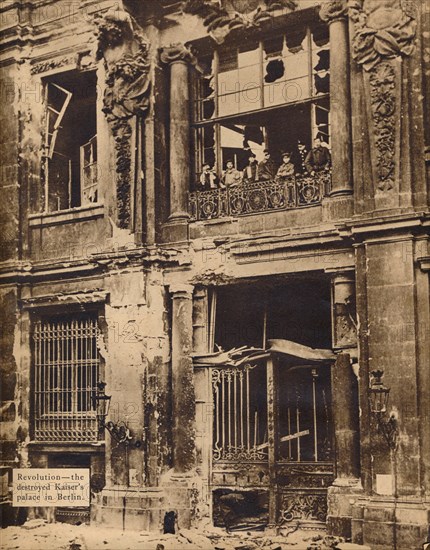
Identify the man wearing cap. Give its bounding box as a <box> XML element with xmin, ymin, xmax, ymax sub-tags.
<box><xmin>221</xmin><ymin>160</ymin><xmax>242</xmax><ymax>188</ymax></box>
<box><xmin>242</xmin><ymin>152</ymin><xmax>258</xmax><ymax>183</ymax></box>
<box><xmin>304</xmin><ymin>137</ymin><xmax>331</xmax><ymax>175</ymax></box>
<box><xmin>199</xmin><ymin>163</ymin><xmax>218</xmax><ymax>190</ymax></box>
<box><xmin>258</xmin><ymin>149</ymin><xmax>278</xmax><ymax>181</ymax></box>
<box><xmin>275</xmin><ymin>151</ymin><xmax>295</xmax><ymax>181</ymax></box>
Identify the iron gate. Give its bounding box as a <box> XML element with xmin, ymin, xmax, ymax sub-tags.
<box><xmin>211</xmin><ymin>356</ymin><xmax>334</xmax><ymax>530</ymax></box>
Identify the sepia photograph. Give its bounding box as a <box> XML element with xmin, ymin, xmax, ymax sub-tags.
<box><xmin>0</xmin><ymin>0</ymin><xmax>429</xmax><ymax>549</ymax></box>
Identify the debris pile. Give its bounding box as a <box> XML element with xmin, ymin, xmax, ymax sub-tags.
<box><xmin>0</xmin><ymin>519</ymin><xmax>369</xmax><ymax>550</ymax></box>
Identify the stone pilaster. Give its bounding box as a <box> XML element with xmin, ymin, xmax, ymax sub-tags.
<box><xmin>94</xmin><ymin>9</ymin><xmax>151</xmax><ymax>232</ymax></box>
<box><xmin>348</xmin><ymin>0</ymin><xmax>424</xmax><ymax>213</ymax></box>
<box><xmin>161</xmin><ymin>45</ymin><xmax>196</xmax><ymax>242</ymax></box>
<box><xmin>192</xmin><ymin>287</ymin><xmax>211</xmax><ymax>522</ymax></box>
<box><xmin>351</xmin><ymin>236</ymin><xmax>430</xmax><ymax>549</ymax></box>
<box><xmin>170</xmin><ymin>283</ymin><xmax>196</xmax><ymax>472</ymax></box>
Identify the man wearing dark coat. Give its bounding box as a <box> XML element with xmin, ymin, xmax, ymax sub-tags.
<box><xmin>242</xmin><ymin>152</ymin><xmax>258</xmax><ymax>183</ymax></box>
<box><xmin>257</xmin><ymin>149</ymin><xmax>278</xmax><ymax>181</ymax></box>
<box><xmin>304</xmin><ymin>137</ymin><xmax>331</xmax><ymax>175</ymax></box>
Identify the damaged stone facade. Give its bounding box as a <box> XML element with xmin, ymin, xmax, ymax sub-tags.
<box><xmin>0</xmin><ymin>1</ymin><xmax>429</xmax><ymax>549</ymax></box>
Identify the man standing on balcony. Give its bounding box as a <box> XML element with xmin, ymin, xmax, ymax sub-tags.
<box><xmin>200</xmin><ymin>163</ymin><xmax>218</xmax><ymax>190</ymax></box>
<box><xmin>258</xmin><ymin>149</ymin><xmax>278</xmax><ymax>181</ymax></box>
<box><xmin>275</xmin><ymin>151</ymin><xmax>295</xmax><ymax>181</ymax></box>
<box><xmin>242</xmin><ymin>152</ymin><xmax>258</xmax><ymax>183</ymax></box>
<box><xmin>304</xmin><ymin>137</ymin><xmax>331</xmax><ymax>175</ymax></box>
<box><xmin>221</xmin><ymin>160</ymin><xmax>242</xmax><ymax>188</ymax></box>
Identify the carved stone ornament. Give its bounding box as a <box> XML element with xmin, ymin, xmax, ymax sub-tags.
<box><xmin>94</xmin><ymin>9</ymin><xmax>151</xmax><ymax>229</ymax></box>
<box><xmin>319</xmin><ymin>0</ymin><xmax>348</xmax><ymax>23</ymax></box>
<box><xmin>160</xmin><ymin>43</ymin><xmax>197</xmax><ymax>66</ymax></box>
<box><xmin>31</xmin><ymin>55</ymin><xmax>76</xmax><ymax>75</ymax></box>
<box><xmin>348</xmin><ymin>0</ymin><xmax>417</xmax><ymax>72</ymax></box>
<box><xmin>183</xmin><ymin>0</ymin><xmax>297</xmax><ymax>44</ymax></box>
<box><xmin>279</xmin><ymin>492</ymin><xmax>328</xmax><ymax>524</ymax></box>
<box><xmin>369</xmin><ymin>61</ymin><xmax>397</xmax><ymax>190</ymax></box>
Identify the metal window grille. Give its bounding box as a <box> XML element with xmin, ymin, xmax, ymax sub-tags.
<box><xmin>212</xmin><ymin>364</ymin><xmax>268</xmax><ymax>462</ymax></box>
<box><xmin>33</xmin><ymin>315</ymin><xmax>99</xmax><ymax>442</ymax></box>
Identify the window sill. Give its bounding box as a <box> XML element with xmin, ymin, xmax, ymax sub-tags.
<box><xmin>28</xmin><ymin>441</ymin><xmax>104</xmax><ymax>452</ymax></box>
<box><xmin>29</xmin><ymin>204</ymin><xmax>104</xmax><ymax>228</ymax></box>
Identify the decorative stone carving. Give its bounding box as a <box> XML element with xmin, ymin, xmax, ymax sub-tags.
<box><xmin>94</xmin><ymin>9</ymin><xmax>151</xmax><ymax>229</ymax></box>
<box><xmin>183</xmin><ymin>0</ymin><xmax>297</xmax><ymax>43</ymax></box>
<box><xmin>348</xmin><ymin>0</ymin><xmax>416</xmax><ymax>195</ymax></box>
<box><xmin>31</xmin><ymin>55</ymin><xmax>76</xmax><ymax>74</ymax></box>
<box><xmin>160</xmin><ymin>43</ymin><xmax>197</xmax><ymax>66</ymax></box>
<box><xmin>368</xmin><ymin>61</ymin><xmax>397</xmax><ymax>190</ymax></box>
<box><xmin>319</xmin><ymin>0</ymin><xmax>348</xmax><ymax>23</ymax></box>
<box><xmin>348</xmin><ymin>0</ymin><xmax>417</xmax><ymax>72</ymax></box>
<box><xmin>279</xmin><ymin>492</ymin><xmax>328</xmax><ymax>524</ymax></box>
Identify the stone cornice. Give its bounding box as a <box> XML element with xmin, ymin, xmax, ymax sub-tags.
<box><xmin>337</xmin><ymin>211</ymin><xmax>430</xmax><ymax>241</ymax></box>
<box><xmin>20</xmin><ymin>290</ymin><xmax>109</xmax><ymax>309</ymax></box>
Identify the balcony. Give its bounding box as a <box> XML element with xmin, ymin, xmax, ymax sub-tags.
<box><xmin>189</xmin><ymin>172</ymin><xmax>331</xmax><ymax>221</ymax></box>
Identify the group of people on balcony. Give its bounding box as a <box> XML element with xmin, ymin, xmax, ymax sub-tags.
<box><xmin>199</xmin><ymin>137</ymin><xmax>331</xmax><ymax>191</ymax></box>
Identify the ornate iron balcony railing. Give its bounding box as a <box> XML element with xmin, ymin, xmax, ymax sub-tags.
<box><xmin>189</xmin><ymin>171</ymin><xmax>331</xmax><ymax>221</ymax></box>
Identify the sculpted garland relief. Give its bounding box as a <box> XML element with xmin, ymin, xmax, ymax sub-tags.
<box><xmin>348</xmin><ymin>0</ymin><xmax>417</xmax><ymax>192</ymax></box>
<box><xmin>94</xmin><ymin>10</ymin><xmax>151</xmax><ymax>229</ymax></box>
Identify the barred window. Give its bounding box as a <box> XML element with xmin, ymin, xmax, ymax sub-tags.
<box><xmin>33</xmin><ymin>313</ymin><xmax>100</xmax><ymax>443</ymax></box>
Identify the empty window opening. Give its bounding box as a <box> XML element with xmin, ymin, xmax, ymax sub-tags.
<box><xmin>43</xmin><ymin>70</ymin><xmax>98</xmax><ymax>212</ymax></box>
<box><xmin>213</xmin><ymin>279</ymin><xmax>331</xmax><ymax>352</ymax></box>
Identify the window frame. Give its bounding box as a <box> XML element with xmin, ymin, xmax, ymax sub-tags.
<box><xmin>191</xmin><ymin>24</ymin><xmax>330</xmax><ymax>181</ymax></box>
<box><xmin>42</xmin><ymin>69</ymin><xmax>99</xmax><ymax>213</ymax></box>
<box><xmin>31</xmin><ymin>309</ymin><xmax>104</xmax><ymax>444</ymax></box>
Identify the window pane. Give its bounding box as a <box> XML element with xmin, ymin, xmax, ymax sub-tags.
<box><xmin>219</xmin><ymin>47</ymin><xmax>238</xmax><ymax>72</ymax></box>
<box><xmin>218</xmin><ymin>91</ymin><xmax>240</xmax><ymax>117</ymax></box>
<box><xmin>240</xmin><ymin>86</ymin><xmax>261</xmax><ymax>113</ymax></box>
<box><xmin>283</xmin><ymin>50</ymin><xmax>309</xmax><ymax>81</ymax></box>
<box><xmin>220</xmin><ymin>123</ymin><xmax>246</xmax><ymax>169</ymax></box>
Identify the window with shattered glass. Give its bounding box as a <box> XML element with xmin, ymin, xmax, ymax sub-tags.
<box><xmin>43</xmin><ymin>69</ymin><xmax>98</xmax><ymax>212</ymax></box>
<box><xmin>191</xmin><ymin>23</ymin><xmax>330</xmax><ymax>185</ymax></box>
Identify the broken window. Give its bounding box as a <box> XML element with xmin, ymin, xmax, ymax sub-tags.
<box><xmin>32</xmin><ymin>312</ymin><xmax>101</xmax><ymax>442</ymax></box>
<box><xmin>191</xmin><ymin>23</ymin><xmax>330</xmax><ymax>183</ymax></box>
<box><xmin>43</xmin><ymin>70</ymin><xmax>98</xmax><ymax>212</ymax></box>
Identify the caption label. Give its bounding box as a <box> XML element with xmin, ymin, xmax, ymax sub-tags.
<box><xmin>13</xmin><ymin>468</ymin><xmax>90</xmax><ymax>507</ymax></box>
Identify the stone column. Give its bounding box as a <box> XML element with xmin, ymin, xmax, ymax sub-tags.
<box><xmin>320</xmin><ymin>1</ymin><xmax>352</xmax><ymax>197</ymax></box>
<box><xmin>161</xmin><ymin>45</ymin><xmax>195</xmax><ymax>240</ymax></box>
<box><xmin>331</xmin><ymin>273</ymin><xmax>359</xmax><ymax>476</ymax></box>
<box><xmin>332</xmin><ymin>272</ymin><xmax>357</xmax><ymax>350</ymax></box>
<box><xmin>170</xmin><ymin>284</ymin><xmax>196</xmax><ymax>473</ymax></box>
<box><xmin>328</xmin><ymin>271</ymin><xmax>361</xmax><ymax>538</ymax></box>
<box><xmin>332</xmin><ymin>353</ymin><xmax>360</xmax><ymax>480</ymax></box>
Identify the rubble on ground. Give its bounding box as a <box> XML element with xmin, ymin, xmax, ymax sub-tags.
<box><xmin>1</xmin><ymin>519</ymin><xmax>366</xmax><ymax>550</ymax></box>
